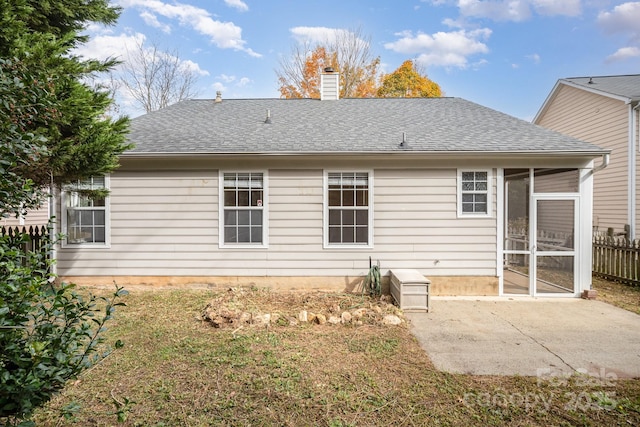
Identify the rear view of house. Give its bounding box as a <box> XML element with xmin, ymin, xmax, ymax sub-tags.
<box><xmin>54</xmin><ymin>70</ymin><xmax>608</xmax><ymax>297</ymax></box>
<box><xmin>534</xmin><ymin>74</ymin><xmax>640</xmax><ymax>239</ymax></box>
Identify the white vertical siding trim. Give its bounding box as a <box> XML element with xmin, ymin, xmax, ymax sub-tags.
<box><xmin>496</xmin><ymin>168</ymin><xmax>504</xmax><ymax>294</ymax></box>
<box><xmin>322</xmin><ymin>169</ymin><xmax>374</xmax><ymax>249</ymax></box>
<box><xmin>218</xmin><ymin>170</ymin><xmax>269</xmax><ymax>249</ymax></box>
<box><xmin>631</xmin><ymin>104</ymin><xmax>638</xmax><ymax>239</ymax></box>
<box><xmin>580</xmin><ymin>164</ymin><xmax>594</xmax><ymax>291</ymax></box>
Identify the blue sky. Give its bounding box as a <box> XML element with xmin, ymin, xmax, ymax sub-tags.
<box><xmin>77</xmin><ymin>1</ymin><xmax>640</xmax><ymax>120</ymax></box>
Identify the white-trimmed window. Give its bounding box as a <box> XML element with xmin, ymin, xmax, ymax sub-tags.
<box><xmin>220</xmin><ymin>172</ymin><xmax>268</xmax><ymax>247</ymax></box>
<box><xmin>62</xmin><ymin>175</ymin><xmax>109</xmax><ymax>246</ymax></box>
<box><xmin>458</xmin><ymin>170</ymin><xmax>491</xmax><ymax>217</ymax></box>
<box><xmin>325</xmin><ymin>171</ymin><xmax>372</xmax><ymax>247</ymax></box>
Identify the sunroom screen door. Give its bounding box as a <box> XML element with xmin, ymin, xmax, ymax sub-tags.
<box><xmin>533</xmin><ymin>196</ymin><xmax>578</xmax><ymax>296</ymax></box>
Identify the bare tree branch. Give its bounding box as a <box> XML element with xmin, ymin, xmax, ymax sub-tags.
<box><xmin>117</xmin><ymin>40</ymin><xmax>201</xmax><ymax>112</ymax></box>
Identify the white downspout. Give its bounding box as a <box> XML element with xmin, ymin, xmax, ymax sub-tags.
<box><xmin>592</xmin><ymin>153</ymin><xmax>610</xmax><ymax>173</ymax></box>
<box><xmin>49</xmin><ymin>174</ymin><xmax>57</xmax><ymax>277</ymax></box>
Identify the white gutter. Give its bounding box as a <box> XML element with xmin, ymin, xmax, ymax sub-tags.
<box><xmin>120</xmin><ymin>150</ymin><xmax>608</xmax><ymax>158</ymax></box>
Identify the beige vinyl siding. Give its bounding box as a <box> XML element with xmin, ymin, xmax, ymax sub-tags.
<box><xmin>636</xmin><ymin>108</ymin><xmax>640</xmax><ymax>236</ymax></box>
<box><xmin>1</xmin><ymin>201</ymin><xmax>49</xmax><ymax>227</ymax></box>
<box><xmin>536</xmin><ymin>84</ymin><xmax>629</xmax><ymax>234</ymax></box>
<box><xmin>57</xmin><ymin>166</ymin><xmax>498</xmax><ymax>278</ymax></box>
<box><xmin>57</xmin><ymin>170</ymin><xmax>219</xmax><ymax>275</ymax></box>
<box><xmin>375</xmin><ymin>169</ymin><xmax>496</xmax><ymax>275</ymax></box>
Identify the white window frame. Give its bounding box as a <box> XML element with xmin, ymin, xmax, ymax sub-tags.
<box><xmin>61</xmin><ymin>175</ymin><xmax>110</xmax><ymax>248</ymax></box>
<box><xmin>457</xmin><ymin>169</ymin><xmax>492</xmax><ymax>218</ymax></box>
<box><xmin>323</xmin><ymin>170</ymin><xmax>374</xmax><ymax>249</ymax></box>
<box><xmin>218</xmin><ymin>170</ymin><xmax>269</xmax><ymax>249</ymax></box>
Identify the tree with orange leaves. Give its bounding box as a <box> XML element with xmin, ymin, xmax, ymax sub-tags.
<box><xmin>377</xmin><ymin>60</ymin><xmax>442</xmax><ymax>98</ymax></box>
<box><xmin>276</xmin><ymin>28</ymin><xmax>380</xmax><ymax>99</ymax></box>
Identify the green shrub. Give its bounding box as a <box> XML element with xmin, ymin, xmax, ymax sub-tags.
<box><xmin>0</xmin><ymin>230</ymin><xmax>126</xmax><ymax>426</ymax></box>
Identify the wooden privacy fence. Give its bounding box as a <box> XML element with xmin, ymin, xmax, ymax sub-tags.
<box><xmin>592</xmin><ymin>235</ymin><xmax>640</xmax><ymax>286</ymax></box>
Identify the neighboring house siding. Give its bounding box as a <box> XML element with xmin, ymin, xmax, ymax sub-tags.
<box><xmin>534</xmin><ymin>170</ymin><xmax>578</xmax><ymax>236</ymax></box>
<box><xmin>1</xmin><ymin>202</ymin><xmax>49</xmax><ymax>227</ymax></box>
<box><xmin>56</xmin><ymin>165</ymin><xmax>497</xmax><ymax>278</ymax></box>
<box><xmin>536</xmin><ymin>84</ymin><xmax>629</xmax><ymax>234</ymax></box>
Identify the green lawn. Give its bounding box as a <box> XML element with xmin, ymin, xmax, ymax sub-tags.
<box><xmin>32</xmin><ymin>283</ymin><xmax>640</xmax><ymax>426</ymax></box>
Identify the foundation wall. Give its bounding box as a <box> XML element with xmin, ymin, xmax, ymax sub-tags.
<box><xmin>60</xmin><ymin>275</ymin><xmax>499</xmax><ymax>296</ymax></box>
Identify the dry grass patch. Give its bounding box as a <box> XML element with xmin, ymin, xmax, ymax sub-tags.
<box><xmin>32</xmin><ymin>286</ymin><xmax>640</xmax><ymax>426</ymax></box>
<box><xmin>592</xmin><ymin>277</ymin><xmax>640</xmax><ymax>314</ymax></box>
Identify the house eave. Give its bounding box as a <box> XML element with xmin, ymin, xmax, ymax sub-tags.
<box><xmin>121</xmin><ymin>149</ymin><xmax>608</xmax><ymax>160</ymax></box>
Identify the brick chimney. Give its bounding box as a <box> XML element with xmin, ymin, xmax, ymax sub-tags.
<box><xmin>320</xmin><ymin>67</ymin><xmax>339</xmax><ymax>100</ymax></box>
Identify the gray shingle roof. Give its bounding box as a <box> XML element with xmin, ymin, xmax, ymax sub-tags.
<box><xmin>126</xmin><ymin>97</ymin><xmax>605</xmax><ymax>155</ymax></box>
<box><xmin>562</xmin><ymin>74</ymin><xmax>640</xmax><ymax>102</ymax></box>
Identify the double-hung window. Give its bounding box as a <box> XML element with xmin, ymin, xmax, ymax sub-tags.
<box><xmin>62</xmin><ymin>176</ymin><xmax>109</xmax><ymax>246</ymax></box>
<box><xmin>220</xmin><ymin>172</ymin><xmax>267</xmax><ymax>247</ymax></box>
<box><xmin>458</xmin><ymin>170</ymin><xmax>491</xmax><ymax>217</ymax></box>
<box><xmin>325</xmin><ymin>171</ymin><xmax>372</xmax><ymax>247</ymax></box>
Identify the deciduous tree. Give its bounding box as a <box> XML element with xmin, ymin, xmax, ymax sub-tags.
<box><xmin>277</xmin><ymin>28</ymin><xmax>380</xmax><ymax>99</ymax></box>
<box><xmin>377</xmin><ymin>60</ymin><xmax>442</xmax><ymax>98</ymax></box>
<box><xmin>115</xmin><ymin>40</ymin><xmax>201</xmax><ymax>113</ymax></box>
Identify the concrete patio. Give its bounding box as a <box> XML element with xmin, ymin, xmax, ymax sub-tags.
<box><xmin>406</xmin><ymin>298</ymin><xmax>640</xmax><ymax>379</ymax></box>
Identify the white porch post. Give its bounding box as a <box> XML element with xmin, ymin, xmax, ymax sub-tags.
<box><xmin>580</xmin><ymin>162</ymin><xmax>595</xmax><ymax>292</ymax></box>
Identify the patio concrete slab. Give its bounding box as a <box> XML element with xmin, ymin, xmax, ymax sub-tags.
<box><xmin>406</xmin><ymin>298</ymin><xmax>640</xmax><ymax>378</ymax></box>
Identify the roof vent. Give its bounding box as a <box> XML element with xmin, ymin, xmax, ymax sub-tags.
<box><xmin>215</xmin><ymin>91</ymin><xmax>222</xmax><ymax>103</ymax></box>
<box><xmin>321</xmin><ymin>68</ymin><xmax>339</xmax><ymax>101</ymax></box>
<box><xmin>399</xmin><ymin>132</ymin><xmax>409</xmax><ymax>149</ymax></box>
<box><xmin>264</xmin><ymin>109</ymin><xmax>272</xmax><ymax>124</ymax></box>
<box><xmin>588</xmin><ymin>77</ymin><xmax>594</xmax><ymax>84</ymax></box>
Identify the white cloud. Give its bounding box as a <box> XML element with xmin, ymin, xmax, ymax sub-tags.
<box><xmin>224</xmin><ymin>0</ymin><xmax>249</xmax><ymax>12</ymax></box>
<box><xmin>212</xmin><ymin>81</ymin><xmax>227</xmax><ymax>92</ymax></box>
<box><xmin>181</xmin><ymin>59</ymin><xmax>210</xmax><ymax>76</ymax></box>
<box><xmin>433</xmin><ymin>0</ymin><xmax>581</xmax><ymax>22</ymax></box>
<box><xmin>215</xmin><ymin>74</ymin><xmax>252</xmax><ymax>88</ymax></box>
<box><xmin>530</xmin><ymin>0</ymin><xmax>581</xmax><ymax>16</ymax></box>
<box><xmin>139</xmin><ymin>10</ymin><xmax>172</xmax><ymax>33</ymax></box>
<box><xmin>74</xmin><ymin>31</ymin><xmax>209</xmax><ymax>78</ymax></box>
<box><xmin>290</xmin><ymin>26</ymin><xmax>341</xmax><ymax>44</ymax></box>
<box><xmin>598</xmin><ymin>2</ymin><xmax>640</xmax><ymax>39</ymax></box>
<box><xmin>526</xmin><ymin>53</ymin><xmax>540</xmax><ymax>64</ymax></box>
<box><xmin>384</xmin><ymin>28</ymin><xmax>491</xmax><ymax>68</ymax></box>
<box><xmin>218</xmin><ymin>74</ymin><xmax>237</xmax><ymax>83</ymax></box>
<box><xmin>598</xmin><ymin>2</ymin><xmax>640</xmax><ymax>59</ymax></box>
<box><xmin>605</xmin><ymin>46</ymin><xmax>640</xmax><ymax>63</ymax></box>
<box><xmin>458</xmin><ymin>0</ymin><xmax>532</xmax><ymax>21</ymax></box>
<box><xmin>118</xmin><ymin>0</ymin><xmax>261</xmax><ymax>57</ymax></box>
<box><xmin>73</xmin><ymin>32</ymin><xmax>147</xmax><ymax>62</ymax></box>
<box><xmin>289</xmin><ymin>26</ymin><xmax>369</xmax><ymax>49</ymax></box>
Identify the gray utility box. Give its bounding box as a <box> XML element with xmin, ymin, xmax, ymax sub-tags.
<box><xmin>390</xmin><ymin>269</ymin><xmax>430</xmax><ymax>312</ymax></box>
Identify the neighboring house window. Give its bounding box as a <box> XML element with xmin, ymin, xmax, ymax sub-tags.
<box><xmin>62</xmin><ymin>175</ymin><xmax>109</xmax><ymax>246</ymax></box>
<box><xmin>220</xmin><ymin>172</ymin><xmax>267</xmax><ymax>247</ymax></box>
<box><xmin>458</xmin><ymin>170</ymin><xmax>491</xmax><ymax>217</ymax></box>
<box><xmin>325</xmin><ymin>171</ymin><xmax>372</xmax><ymax>246</ymax></box>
